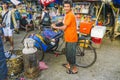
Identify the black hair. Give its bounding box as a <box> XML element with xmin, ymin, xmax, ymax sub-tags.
<box><xmin>1</xmin><ymin>2</ymin><xmax>9</xmax><ymax>9</ymax></box>
<box><xmin>63</xmin><ymin>0</ymin><xmax>72</xmax><ymax>7</ymax></box>
<box><xmin>1</xmin><ymin>1</ymin><xmax>9</xmax><ymax>5</ymax></box>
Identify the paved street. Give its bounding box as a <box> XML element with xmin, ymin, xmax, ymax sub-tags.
<box><xmin>4</xmin><ymin>30</ymin><xmax>120</xmax><ymax>80</ymax></box>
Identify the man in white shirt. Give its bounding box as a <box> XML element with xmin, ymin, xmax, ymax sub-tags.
<box><xmin>1</xmin><ymin>2</ymin><xmax>17</xmax><ymax>51</ymax></box>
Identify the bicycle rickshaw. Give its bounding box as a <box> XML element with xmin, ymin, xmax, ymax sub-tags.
<box><xmin>28</xmin><ymin>21</ymin><xmax>97</xmax><ymax>68</ymax></box>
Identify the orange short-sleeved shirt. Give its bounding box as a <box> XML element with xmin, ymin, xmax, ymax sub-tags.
<box><xmin>64</xmin><ymin>11</ymin><xmax>78</xmax><ymax>42</ymax></box>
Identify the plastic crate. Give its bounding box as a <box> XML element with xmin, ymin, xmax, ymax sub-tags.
<box><xmin>80</xmin><ymin>22</ymin><xmax>93</xmax><ymax>34</ymax></box>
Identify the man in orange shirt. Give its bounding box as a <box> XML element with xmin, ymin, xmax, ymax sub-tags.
<box><xmin>51</xmin><ymin>1</ymin><xmax>78</xmax><ymax>74</ymax></box>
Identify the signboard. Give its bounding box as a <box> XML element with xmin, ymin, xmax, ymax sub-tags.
<box><xmin>73</xmin><ymin>2</ymin><xmax>91</xmax><ymax>14</ymax></box>
<box><xmin>39</xmin><ymin>0</ymin><xmax>55</xmax><ymax>6</ymax></box>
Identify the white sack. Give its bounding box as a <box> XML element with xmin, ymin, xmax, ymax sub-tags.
<box><xmin>11</xmin><ymin>0</ymin><xmax>21</xmax><ymax>5</ymax></box>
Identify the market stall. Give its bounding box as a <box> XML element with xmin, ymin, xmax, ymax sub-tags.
<box><xmin>72</xmin><ymin>0</ymin><xmax>106</xmax><ymax>48</ymax></box>
<box><xmin>73</xmin><ymin>0</ymin><xmax>120</xmax><ymax>41</ymax></box>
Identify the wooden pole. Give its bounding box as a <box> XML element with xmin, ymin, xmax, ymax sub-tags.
<box><xmin>95</xmin><ymin>2</ymin><xmax>104</xmax><ymax>26</ymax></box>
<box><xmin>114</xmin><ymin>9</ymin><xmax>119</xmax><ymax>32</ymax></box>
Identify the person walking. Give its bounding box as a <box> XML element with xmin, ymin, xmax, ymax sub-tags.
<box><xmin>1</xmin><ymin>2</ymin><xmax>17</xmax><ymax>51</ymax></box>
<box><xmin>51</xmin><ymin>1</ymin><xmax>78</xmax><ymax>74</ymax></box>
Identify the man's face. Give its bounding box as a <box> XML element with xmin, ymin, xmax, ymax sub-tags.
<box><xmin>64</xmin><ymin>4</ymin><xmax>71</xmax><ymax>13</ymax></box>
<box><xmin>2</xmin><ymin>3</ymin><xmax>8</xmax><ymax>9</ymax></box>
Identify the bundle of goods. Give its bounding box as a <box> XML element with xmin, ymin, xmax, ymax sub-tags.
<box><xmin>5</xmin><ymin>50</ymin><xmax>23</xmax><ymax>77</ymax></box>
<box><xmin>79</xmin><ymin>39</ymin><xmax>90</xmax><ymax>48</ymax></box>
<box><xmin>28</xmin><ymin>28</ymin><xmax>63</xmax><ymax>52</ymax></box>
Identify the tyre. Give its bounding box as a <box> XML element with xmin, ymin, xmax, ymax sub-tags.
<box><xmin>76</xmin><ymin>41</ymin><xmax>97</xmax><ymax>68</ymax></box>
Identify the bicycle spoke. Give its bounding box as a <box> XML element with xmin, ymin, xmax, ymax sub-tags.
<box><xmin>76</xmin><ymin>44</ymin><xmax>97</xmax><ymax>68</ymax></box>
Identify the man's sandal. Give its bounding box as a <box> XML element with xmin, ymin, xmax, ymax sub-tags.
<box><xmin>62</xmin><ymin>64</ymin><xmax>70</xmax><ymax>69</ymax></box>
<box><xmin>66</xmin><ymin>69</ymin><xmax>78</xmax><ymax>74</ymax></box>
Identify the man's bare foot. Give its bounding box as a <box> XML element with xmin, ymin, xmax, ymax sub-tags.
<box><xmin>62</xmin><ymin>63</ymin><xmax>70</xmax><ymax>69</ymax></box>
<box><xmin>66</xmin><ymin>66</ymin><xmax>78</xmax><ymax>74</ymax></box>
<box><xmin>71</xmin><ymin>66</ymin><xmax>78</xmax><ymax>73</ymax></box>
